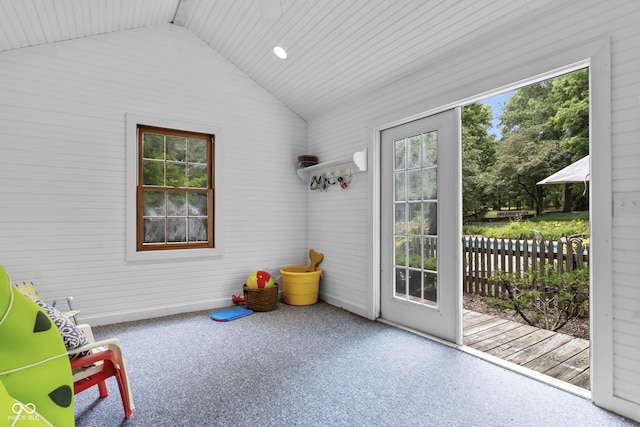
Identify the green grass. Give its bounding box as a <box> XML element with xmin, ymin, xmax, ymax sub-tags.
<box><xmin>482</xmin><ymin>209</ymin><xmax>534</xmax><ymax>219</ymax></box>
<box><xmin>531</xmin><ymin>211</ymin><xmax>589</xmax><ymax>222</ymax></box>
<box><xmin>464</xmin><ymin>211</ymin><xmax>589</xmax><ymax>240</ymax></box>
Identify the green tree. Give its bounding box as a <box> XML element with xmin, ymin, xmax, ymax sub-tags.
<box><xmin>549</xmin><ymin>69</ymin><xmax>590</xmax><ymax>211</ymax></box>
<box><xmin>490</xmin><ymin>125</ymin><xmax>568</xmax><ymax>215</ymax></box>
<box><xmin>500</xmin><ymin>83</ymin><xmax>558</xmax><ymax>140</ymax></box>
<box><xmin>462</xmin><ymin>103</ymin><xmax>496</xmax><ymax>220</ymax></box>
<box><xmin>549</xmin><ymin>68</ymin><xmax>589</xmax><ymax>159</ymax></box>
<box><xmin>495</xmin><ymin>69</ymin><xmax>588</xmax><ymax>213</ymax></box>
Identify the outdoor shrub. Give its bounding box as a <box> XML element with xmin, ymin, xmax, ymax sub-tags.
<box><xmin>489</xmin><ymin>268</ymin><xmax>589</xmax><ymax>332</ymax></box>
<box><xmin>486</xmin><ymin>219</ymin><xmax>588</xmax><ymax>240</ymax></box>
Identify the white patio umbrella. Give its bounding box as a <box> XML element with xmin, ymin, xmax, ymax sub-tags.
<box><xmin>537</xmin><ymin>155</ymin><xmax>590</xmax><ymax>185</ymax></box>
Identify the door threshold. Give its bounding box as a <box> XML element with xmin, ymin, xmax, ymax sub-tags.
<box><xmin>460</xmin><ymin>345</ymin><xmax>591</xmax><ymax>399</ymax></box>
<box><xmin>377</xmin><ymin>318</ymin><xmax>591</xmax><ymax>400</ymax></box>
<box><xmin>378</xmin><ymin>317</ymin><xmax>457</xmax><ymax>348</ymax></box>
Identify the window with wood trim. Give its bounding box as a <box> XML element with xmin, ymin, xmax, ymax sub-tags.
<box><xmin>137</xmin><ymin>125</ymin><xmax>214</xmax><ymax>251</ymax></box>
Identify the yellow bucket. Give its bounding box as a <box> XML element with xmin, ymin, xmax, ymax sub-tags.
<box><xmin>280</xmin><ymin>266</ymin><xmax>322</xmax><ymax>306</ymax></box>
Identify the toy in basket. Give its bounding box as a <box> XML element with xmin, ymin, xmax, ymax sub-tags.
<box><xmin>242</xmin><ymin>270</ymin><xmax>278</xmax><ymax>312</ymax></box>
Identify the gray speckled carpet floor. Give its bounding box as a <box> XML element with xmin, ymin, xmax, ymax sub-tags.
<box><xmin>74</xmin><ymin>302</ymin><xmax>636</xmax><ymax>427</ymax></box>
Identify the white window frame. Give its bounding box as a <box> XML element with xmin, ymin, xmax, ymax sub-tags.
<box><xmin>125</xmin><ymin>113</ymin><xmax>223</xmax><ymax>262</ymax></box>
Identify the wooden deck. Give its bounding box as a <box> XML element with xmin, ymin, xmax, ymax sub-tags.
<box><xmin>463</xmin><ymin>310</ymin><xmax>590</xmax><ymax>390</ymax></box>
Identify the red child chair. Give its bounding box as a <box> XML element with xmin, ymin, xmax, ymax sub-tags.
<box><xmin>68</xmin><ymin>325</ymin><xmax>134</xmax><ymax>419</ymax></box>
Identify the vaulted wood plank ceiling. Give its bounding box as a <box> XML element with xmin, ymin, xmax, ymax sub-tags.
<box><xmin>0</xmin><ymin>0</ymin><xmax>556</xmax><ymax>120</ymax></box>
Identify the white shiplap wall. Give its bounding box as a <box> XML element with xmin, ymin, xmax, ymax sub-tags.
<box><xmin>307</xmin><ymin>0</ymin><xmax>640</xmax><ymax>421</ymax></box>
<box><xmin>0</xmin><ymin>23</ymin><xmax>308</xmax><ymax>325</ymax></box>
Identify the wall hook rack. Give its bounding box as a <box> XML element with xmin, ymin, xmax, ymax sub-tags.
<box><xmin>296</xmin><ymin>148</ymin><xmax>367</xmax><ymax>181</ymax></box>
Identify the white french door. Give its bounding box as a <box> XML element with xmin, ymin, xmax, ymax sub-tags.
<box><xmin>380</xmin><ymin>108</ymin><xmax>462</xmax><ymax>344</ymax></box>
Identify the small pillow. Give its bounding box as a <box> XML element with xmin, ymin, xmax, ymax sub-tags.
<box><xmin>27</xmin><ymin>296</ymin><xmax>89</xmax><ymax>360</ymax></box>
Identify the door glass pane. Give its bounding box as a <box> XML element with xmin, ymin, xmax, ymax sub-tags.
<box><xmin>407</xmin><ymin>236</ymin><xmax>421</xmax><ymax>267</ymax></box>
<box><xmin>394</xmin><ymin>204</ymin><xmax>406</xmax><ymax>234</ymax></box>
<box><xmin>394</xmin><ymin>172</ymin><xmax>406</xmax><ymax>202</ymax></box>
<box><xmin>422</xmin><ymin>167</ymin><xmax>437</xmax><ymax>200</ymax></box>
<box><xmin>395</xmin><ymin>268</ymin><xmax>407</xmax><ymax>295</ymax></box>
<box><xmin>422</xmin><ymin>131</ymin><xmax>437</xmax><ymax>167</ymax></box>
<box><xmin>407</xmin><ymin>170</ymin><xmax>422</xmax><ymax>201</ymax></box>
<box><xmin>394</xmin><ymin>237</ymin><xmax>406</xmax><ymax>267</ymax></box>
<box><xmin>408</xmin><ymin>269</ymin><xmax>422</xmax><ymax>299</ymax></box>
<box><xmin>423</xmin><ymin>272</ymin><xmax>438</xmax><ymax>302</ymax></box>
<box><xmin>424</xmin><ymin>202</ymin><xmax>437</xmax><ymax>236</ymax></box>
<box><xmin>407</xmin><ymin>202</ymin><xmax>422</xmax><ymax>235</ymax></box>
<box><xmin>392</xmin><ymin>130</ymin><xmax>438</xmax><ymax>307</ymax></box>
<box><xmin>423</xmin><ymin>236</ymin><xmax>438</xmax><ymax>304</ymax></box>
<box><xmin>394</xmin><ymin>138</ymin><xmax>406</xmax><ymax>169</ymax></box>
<box><xmin>407</xmin><ymin>135</ymin><xmax>421</xmax><ymax>168</ymax></box>
<box><xmin>423</xmin><ymin>237</ymin><xmax>438</xmax><ymax>272</ymax></box>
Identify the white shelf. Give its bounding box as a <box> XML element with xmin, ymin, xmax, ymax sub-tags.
<box><xmin>296</xmin><ymin>148</ymin><xmax>367</xmax><ymax>181</ymax></box>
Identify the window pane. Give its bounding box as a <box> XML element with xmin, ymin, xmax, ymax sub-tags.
<box><xmin>407</xmin><ymin>135</ymin><xmax>421</xmax><ymax>169</ymax></box>
<box><xmin>188</xmin><ymin>193</ymin><xmax>208</xmax><ymax>216</ymax></box>
<box><xmin>424</xmin><ymin>202</ymin><xmax>437</xmax><ymax>236</ymax></box>
<box><xmin>395</xmin><ymin>268</ymin><xmax>407</xmax><ymax>295</ymax></box>
<box><xmin>423</xmin><ymin>271</ymin><xmax>437</xmax><ymax>303</ymax></box>
<box><xmin>167</xmin><ymin>136</ymin><xmax>187</xmax><ymax>161</ymax></box>
<box><xmin>394</xmin><ymin>203</ymin><xmax>406</xmax><ymax>234</ymax></box>
<box><xmin>394</xmin><ymin>138</ymin><xmax>406</xmax><ymax>170</ymax></box>
<box><xmin>189</xmin><ymin>139</ymin><xmax>208</xmax><ymax>163</ymax></box>
<box><xmin>394</xmin><ymin>171</ymin><xmax>406</xmax><ymax>201</ymax></box>
<box><xmin>143</xmin><ymin>218</ymin><xmax>165</xmax><ymax>243</ymax></box>
<box><xmin>167</xmin><ymin>218</ymin><xmax>187</xmax><ymax>243</ymax></box>
<box><xmin>408</xmin><ymin>269</ymin><xmax>422</xmax><ymax>298</ymax></box>
<box><xmin>167</xmin><ymin>192</ymin><xmax>186</xmax><ymax>216</ymax></box>
<box><xmin>143</xmin><ymin>133</ymin><xmax>164</xmax><ymax>160</ymax></box>
<box><xmin>188</xmin><ymin>164</ymin><xmax>207</xmax><ymax>188</ymax></box>
<box><xmin>166</xmin><ymin>163</ymin><xmax>187</xmax><ymax>187</ymax></box>
<box><xmin>143</xmin><ymin>191</ymin><xmax>165</xmax><ymax>216</ymax></box>
<box><xmin>143</xmin><ymin>160</ymin><xmax>164</xmax><ymax>186</ymax></box>
<box><xmin>408</xmin><ymin>202</ymin><xmax>422</xmax><ymax>235</ymax></box>
<box><xmin>422</xmin><ymin>167</ymin><xmax>437</xmax><ymax>200</ymax></box>
<box><xmin>394</xmin><ymin>237</ymin><xmax>406</xmax><ymax>266</ymax></box>
<box><xmin>189</xmin><ymin>218</ymin><xmax>208</xmax><ymax>242</ymax></box>
<box><xmin>422</xmin><ymin>131</ymin><xmax>437</xmax><ymax>167</ymax></box>
<box><xmin>407</xmin><ymin>237</ymin><xmax>421</xmax><ymax>268</ymax></box>
<box><xmin>408</xmin><ymin>169</ymin><xmax>422</xmax><ymax>201</ymax></box>
<box><xmin>423</xmin><ymin>237</ymin><xmax>438</xmax><ymax>271</ymax></box>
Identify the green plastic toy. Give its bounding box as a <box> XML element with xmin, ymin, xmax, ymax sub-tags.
<box><xmin>0</xmin><ymin>265</ymin><xmax>74</xmax><ymax>426</ymax></box>
<box><xmin>0</xmin><ymin>379</ymin><xmax>50</xmax><ymax>426</ymax></box>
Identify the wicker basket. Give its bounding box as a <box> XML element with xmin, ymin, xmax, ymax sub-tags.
<box><xmin>242</xmin><ymin>284</ymin><xmax>278</xmax><ymax>312</ymax></box>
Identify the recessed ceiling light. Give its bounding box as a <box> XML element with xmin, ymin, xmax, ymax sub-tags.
<box><xmin>273</xmin><ymin>46</ymin><xmax>287</xmax><ymax>59</ymax></box>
